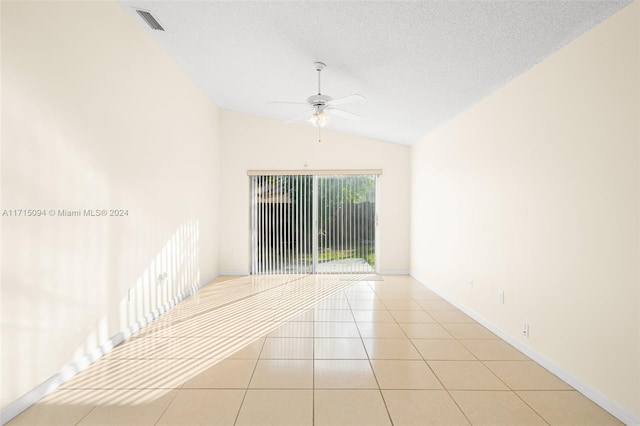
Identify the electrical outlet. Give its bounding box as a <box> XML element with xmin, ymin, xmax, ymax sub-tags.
<box><xmin>498</xmin><ymin>290</ymin><xmax>505</xmax><ymax>304</ymax></box>
<box><xmin>468</xmin><ymin>280</ymin><xmax>473</xmax><ymax>289</ymax></box>
<box><xmin>522</xmin><ymin>323</ymin><xmax>529</xmax><ymax>338</ymax></box>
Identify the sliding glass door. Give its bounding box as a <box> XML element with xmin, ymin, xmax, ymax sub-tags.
<box><xmin>250</xmin><ymin>173</ymin><xmax>377</xmax><ymax>274</ymax></box>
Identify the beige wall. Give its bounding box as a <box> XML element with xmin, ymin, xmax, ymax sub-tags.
<box><xmin>219</xmin><ymin>109</ymin><xmax>410</xmax><ymax>275</ymax></box>
<box><xmin>1</xmin><ymin>1</ymin><xmax>221</xmax><ymax>408</ymax></box>
<box><xmin>411</xmin><ymin>2</ymin><xmax>639</xmax><ymax>420</ymax></box>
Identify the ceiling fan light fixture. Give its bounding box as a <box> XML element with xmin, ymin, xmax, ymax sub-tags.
<box><xmin>309</xmin><ymin>111</ymin><xmax>329</xmax><ymax>127</ymax></box>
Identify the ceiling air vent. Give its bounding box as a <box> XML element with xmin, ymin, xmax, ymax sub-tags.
<box><xmin>136</xmin><ymin>10</ymin><xmax>165</xmax><ymax>31</ymax></box>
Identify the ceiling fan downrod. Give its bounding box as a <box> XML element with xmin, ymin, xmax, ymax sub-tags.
<box><xmin>314</xmin><ymin>61</ymin><xmax>326</xmax><ymax>95</ymax></box>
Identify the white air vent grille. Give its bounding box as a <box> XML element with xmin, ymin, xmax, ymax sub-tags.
<box><xmin>136</xmin><ymin>10</ymin><xmax>164</xmax><ymax>31</ymax></box>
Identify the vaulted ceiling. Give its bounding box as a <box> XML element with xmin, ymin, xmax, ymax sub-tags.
<box><xmin>121</xmin><ymin>1</ymin><xmax>630</xmax><ymax>145</ymax></box>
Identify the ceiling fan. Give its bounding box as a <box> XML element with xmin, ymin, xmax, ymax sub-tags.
<box><xmin>270</xmin><ymin>62</ymin><xmax>365</xmax><ymax>128</ymax></box>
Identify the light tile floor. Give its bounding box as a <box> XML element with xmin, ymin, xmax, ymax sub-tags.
<box><xmin>8</xmin><ymin>275</ymin><xmax>623</xmax><ymax>426</ymax></box>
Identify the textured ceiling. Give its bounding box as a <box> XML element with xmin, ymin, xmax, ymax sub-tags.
<box><xmin>121</xmin><ymin>1</ymin><xmax>630</xmax><ymax>145</ymax></box>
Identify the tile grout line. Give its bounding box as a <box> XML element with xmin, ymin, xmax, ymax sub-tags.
<box><xmin>510</xmin><ymin>390</ymin><xmax>552</xmax><ymax>426</ymax></box>
<box><xmin>397</xmin><ymin>292</ymin><xmax>474</xmax><ymax>425</ymax></box>
<box><xmin>350</xmin><ymin>283</ymin><xmax>395</xmax><ymax>426</ymax></box>
<box><xmin>73</xmin><ymin>404</ymin><xmax>97</xmax><ymax>426</ymax></box>
<box><xmin>430</xmin><ymin>327</ymin><xmax>477</xmax><ymax>425</ymax></box>
<box><xmin>153</xmin><ymin>386</ymin><xmax>181</xmax><ymax>426</ymax></box>
<box><xmin>232</xmin><ymin>337</ymin><xmax>267</xmax><ymax>425</ymax></box>
<box><xmin>312</xmin><ymin>295</ymin><xmax>316</xmax><ymax>426</ymax></box>
<box><xmin>411</xmin><ymin>293</ymin><xmax>479</xmax><ymax>424</ymax></box>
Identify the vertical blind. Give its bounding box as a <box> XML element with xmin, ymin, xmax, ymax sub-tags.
<box><xmin>250</xmin><ymin>173</ymin><xmax>378</xmax><ymax>274</ymax></box>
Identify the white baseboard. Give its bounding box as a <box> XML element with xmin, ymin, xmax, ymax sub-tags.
<box><xmin>219</xmin><ymin>269</ymin><xmax>250</xmax><ymax>276</ymax></box>
<box><xmin>378</xmin><ymin>269</ymin><xmax>410</xmax><ymax>275</ymax></box>
<box><xmin>409</xmin><ymin>273</ymin><xmax>640</xmax><ymax>426</ymax></box>
<box><xmin>219</xmin><ymin>270</ymin><xmax>410</xmax><ymax>276</ymax></box>
<box><xmin>0</xmin><ymin>273</ymin><xmax>219</xmax><ymax>426</ymax></box>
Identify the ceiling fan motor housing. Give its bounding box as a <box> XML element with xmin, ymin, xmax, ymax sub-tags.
<box><xmin>307</xmin><ymin>94</ymin><xmax>332</xmax><ymax>110</ymax></box>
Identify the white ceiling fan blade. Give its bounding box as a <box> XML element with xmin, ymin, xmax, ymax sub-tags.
<box><xmin>328</xmin><ymin>94</ymin><xmax>365</xmax><ymax>106</ymax></box>
<box><xmin>268</xmin><ymin>101</ymin><xmax>308</xmax><ymax>105</ymax></box>
<box><xmin>284</xmin><ymin>109</ymin><xmax>313</xmax><ymax>124</ymax></box>
<box><xmin>328</xmin><ymin>108</ymin><xmax>362</xmax><ymax>121</ymax></box>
